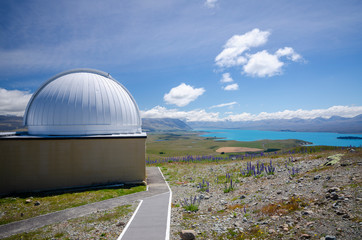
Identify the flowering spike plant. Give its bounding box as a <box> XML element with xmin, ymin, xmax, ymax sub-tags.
<box><xmin>181</xmin><ymin>195</ymin><xmax>201</xmax><ymax>212</ymax></box>
<box><xmin>198</xmin><ymin>178</ymin><xmax>210</xmax><ymax>192</ymax></box>
<box><xmin>265</xmin><ymin>159</ymin><xmax>276</xmax><ymax>175</ymax></box>
<box><xmin>224</xmin><ymin>178</ymin><xmax>234</xmax><ymax>193</ymax></box>
<box><xmin>289</xmin><ymin>167</ymin><xmax>299</xmax><ymax>177</ymax></box>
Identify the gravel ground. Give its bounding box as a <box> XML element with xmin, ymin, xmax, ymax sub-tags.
<box><xmin>167</xmin><ymin>149</ymin><xmax>361</xmax><ymax>240</ymax></box>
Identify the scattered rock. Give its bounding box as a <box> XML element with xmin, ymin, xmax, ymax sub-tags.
<box><xmin>25</xmin><ymin>199</ymin><xmax>32</xmax><ymax>204</ymax></box>
<box><xmin>330</xmin><ymin>193</ymin><xmax>339</xmax><ymax>200</ymax></box>
<box><xmin>302</xmin><ymin>210</ymin><xmax>313</xmax><ymax>215</ymax></box>
<box><xmin>325</xmin><ymin>235</ymin><xmax>336</xmax><ymax>240</ymax></box>
<box><xmin>116</xmin><ymin>222</ymin><xmax>125</xmax><ymax>227</ymax></box>
<box><xmin>34</xmin><ymin>201</ymin><xmax>40</xmax><ymax>206</ymax></box>
<box><xmin>301</xmin><ymin>233</ymin><xmax>311</xmax><ymax>239</ymax></box>
<box><xmin>314</xmin><ymin>175</ymin><xmax>321</xmax><ymax>180</ymax></box>
<box><xmin>328</xmin><ymin>187</ymin><xmax>340</xmax><ymax>193</ymax></box>
<box><xmin>335</xmin><ymin>210</ymin><xmax>345</xmax><ymax>215</ymax></box>
<box><xmin>306</xmin><ymin>221</ymin><xmax>314</xmax><ymax>227</ymax></box>
<box><xmin>180</xmin><ymin>230</ymin><xmax>196</xmax><ymax>240</ymax></box>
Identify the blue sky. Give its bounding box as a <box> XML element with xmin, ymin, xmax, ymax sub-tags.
<box><xmin>0</xmin><ymin>0</ymin><xmax>361</xmax><ymax>121</ymax></box>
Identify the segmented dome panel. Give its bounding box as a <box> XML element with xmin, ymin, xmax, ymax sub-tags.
<box><xmin>24</xmin><ymin>69</ymin><xmax>142</xmax><ymax>135</ymax></box>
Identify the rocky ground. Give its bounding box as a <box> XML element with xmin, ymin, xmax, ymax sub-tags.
<box><xmin>166</xmin><ymin>148</ymin><xmax>361</xmax><ymax>240</ymax></box>
<box><xmin>2</xmin><ymin>148</ymin><xmax>360</xmax><ymax>240</ymax></box>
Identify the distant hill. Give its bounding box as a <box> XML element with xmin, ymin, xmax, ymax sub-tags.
<box><xmin>0</xmin><ymin>115</ymin><xmax>24</xmax><ymax>131</ymax></box>
<box><xmin>188</xmin><ymin>114</ymin><xmax>362</xmax><ymax>134</ymax></box>
<box><xmin>0</xmin><ymin>115</ymin><xmax>192</xmax><ymax>132</ymax></box>
<box><xmin>142</xmin><ymin>118</ymin><xmax>192</xmax><ymax>132</ymax></box>
<box><xmin>1</xmin><ymin>114</ymin><xmax>361</xmax><ymax>133</ymax></box>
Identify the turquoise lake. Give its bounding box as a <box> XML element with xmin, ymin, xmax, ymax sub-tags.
<box><xmin>196</xmin><ymin>129</ymin><xmax>362</xmax><ymax>147</ymax></box>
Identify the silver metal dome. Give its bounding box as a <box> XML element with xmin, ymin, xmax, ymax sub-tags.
<box><xmin>24</xmin><ymin>69</ymin><xmax>142</xmax><ymax>135</ymax></box>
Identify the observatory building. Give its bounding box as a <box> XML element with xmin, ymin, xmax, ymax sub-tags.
<box><xmin>0</xmin><ymin>69</ymin><xmax>146</xmax><ymax>195</ymax></box>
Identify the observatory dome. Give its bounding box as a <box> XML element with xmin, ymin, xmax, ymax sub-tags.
<box><xmin>24</xmin><ymin>69</ymin><xmax>142</xmax><ymax>136</ymax></box>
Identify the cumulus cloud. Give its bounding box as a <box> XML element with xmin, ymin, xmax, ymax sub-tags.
<box><xmin>220</xmin><ymin>73</ymin><xmax>233</xmax><ymax>83</ymax></box>
<box><xmin>141</xmin><ymin>105</ymin><xmax>362</xmax><ymax>122</ymax></box>
<box><xmin>164</xmin><ymin>83</ymin><xmax>205</xmax><ymax>107</ymax></box>
<box><xmin>0</xmin><ymin>88</ymin><xmax>32</xmax><ymax>116</ymax></box>
<box><xmin>141</xmin><ymin>106</ymin><xmax>220</xmax><ymax>122</ymax></box>
<box><xmin>204</xmin><ymin>0</ymin><xmax>218</xmax><ymax>8</ymax></box>
<box><xmin>215</xmin><ymin>28</ymin><xmax>302</xmax><ymax>77</ymax></box>
<box><xmin>223</xmin><ymin>83</ymin><xmax>239</xmax><ymax>91</ymax></box>
<box><xmin>243</xmin><ymin>50</ymin><xmax>284</xmax><ymax>77</ymax></box>
<box><xmin>215</xmin><ymin>28</ymin><xmax>270</xmax><ymax>68</ymax></box>
<box><xmin>275</xmin><ymin>47</ymin><xmax>302</xmax><ymax>62</ymax></box>
<box><xmin>210</xmin><ymin>101</ymin><xmax>237</xmax><ymax>109</ymax></box>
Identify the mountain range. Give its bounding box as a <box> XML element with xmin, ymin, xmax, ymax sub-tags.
<box><xmin>188</xmin><ymin>114</ymin><xmax>362</xmax><ymax>134</ymax></box>
<box><xmin>0</xmin><ymin>116</ymin><xmax>192</xmax><ymax>133</ymax></box>
<box><xmin>0</xmin><ymin>115</ymin><xmax>361</xmax><ymax>134</ymax></box>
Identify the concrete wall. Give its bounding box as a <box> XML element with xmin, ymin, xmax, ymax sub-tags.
<box><xmin>0</xmin><ymin>136</ymin><xmax>146</xmax><ymax>195</ymax></box>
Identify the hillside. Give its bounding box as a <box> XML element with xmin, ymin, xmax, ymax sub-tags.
<box><xmin>142</xmin><ymin>118</ymin><xmax>192</xmax><ymax>132</ymax></box>
<box><xmin>0</xmin><ymin>116</ymin><xmax>24</xmax><ymax>131</ymax></box>
<box><xmin>0</xmin><ymin>116</ymin><xmax>192</xmax><ymax>133</ymax></box>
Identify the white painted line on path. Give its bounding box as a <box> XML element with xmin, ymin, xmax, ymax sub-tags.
<box><xmin>158</xmin><ymin>167</ymin><xmax>172</xmax><ymax>240</ymax></box>
<box><xmin>117</xmin><ymin>199</ymin><xmax>143</xmax><ymax>240</ymax></box>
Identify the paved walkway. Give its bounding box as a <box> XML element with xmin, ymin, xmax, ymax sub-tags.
<box><xmin>0</xmin><ymin>167</ymin><xmax>171</xmax><ymax>239</ymax></box>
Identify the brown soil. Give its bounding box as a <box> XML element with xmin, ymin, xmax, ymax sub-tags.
<box><xmin>216</xmin><ymin>147</ymin><xmax>263</xmax><ymax>153</ymax></box>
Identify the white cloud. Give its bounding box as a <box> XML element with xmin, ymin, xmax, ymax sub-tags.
<box><xmin>223</xmin><ymin>83</ymin><xmax>239</xmax><ymax>91</ymax></box>
<box><xmin>275</xmin><ymin>47</ymin><xmax>302</xmax><ymax>62</ymax></box>
<box><xmin>220</xmin><ymin>73</ymin><xmax>233</xmax><ymax>83</ymax></box>
<box><xmin>215</xmin><ymin>28</ymin><xmax>270</xmax><ymax>68</ymax></box>
<box><xmin>243</xmin><ymin>50</ymin><xmax>284</xmax><ymax>77</ymax></box>
<box><xmin>204</xmin><ymin>0</ymin><xmax>218</xmax><ymax>8</ymax></box>
<box><xmin>225</xmin><ymin>105</ymin><xmax>362</xmax><ymax>121</ymax></box>
<box><xmin>215</xmin><ymin>29</ymin><xmax>303</xmax><ymax>78</ymax></box>
<box><xmin>141</xmin><ymin>106</ymin><xmax>220</xmax><ymax>122</ymax></box>
<box><xmin>210</xmin><ymin>101</ymin><xmax>237</xmax><ymax>109</ymax></box>
<box><xmin>164</xmin><ymin>83</ymin><xmax>205</xmax><ymax>107</ymax></box>
<box><xmin>0</xmin><ymin>88</ymin><xmax>32</xmax><ymax>116</ymax></box>
<box><xmin>141</xmin><ymin>105</ymin><xmax>362</xmax><ymax>122</ymax></box>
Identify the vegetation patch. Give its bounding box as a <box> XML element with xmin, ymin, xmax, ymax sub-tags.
<box><xmin>3</xmin><ymin>204</ymin><xmax>135</xmax><ymax>240</ymax></box>
<box><xmin>260</xmin><ymin>196</ymin><xmax>308</xmax><ymax>216</ymax></box>
<box><xmin>0</xmin><ymin>185</ymin><xmax>145</xmax><ymax>225</ymax></box>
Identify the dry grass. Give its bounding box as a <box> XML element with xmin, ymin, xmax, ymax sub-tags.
<box><xmin>260</xmin><ymin>196</ymin><xmax>308</xmax><ymax>216</ymax></box>
<box><xmin>227</xmin><ymin>203</ymin><xmax>244</xmax><ymax>211</ymax></box>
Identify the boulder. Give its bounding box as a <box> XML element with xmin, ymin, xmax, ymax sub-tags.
<box><xmin>180</xmin><ymin>230</ymin><xmax>196</xmax><ymax>240</ymax></box>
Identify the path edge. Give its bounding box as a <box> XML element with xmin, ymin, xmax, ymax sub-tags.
<box><xmin>158</xmin><ymin>167</ymin><xmax>172</xmax><ymax>240</ymax></box>
<box><xmin>117</xmin><ymin>199</ymin><xmax>143</xmax><ymax>240</ymax></box>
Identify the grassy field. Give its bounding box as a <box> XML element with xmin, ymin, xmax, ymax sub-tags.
<box><xmin>146</xmin><ymin>131</ymin><xmax>311</xmax><ymax>161</ymax></box>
